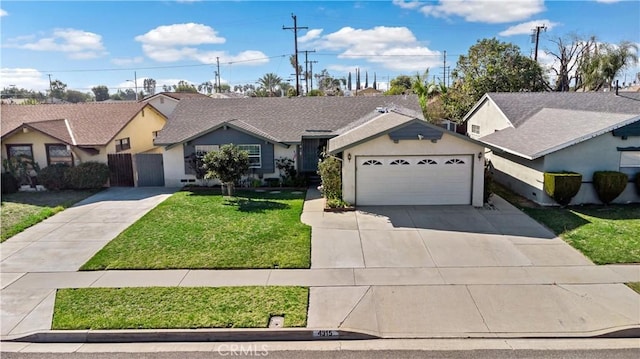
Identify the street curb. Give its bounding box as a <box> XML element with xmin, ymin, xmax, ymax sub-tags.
<box><xmin>6</xmin><ymin>329</ymin><xmax>376</xmax><ymax>343</ymax></box>
<box><xmin>4</xmin><ymin>326</ymin><xmax>639</xmax><ymax>343</ymax></box>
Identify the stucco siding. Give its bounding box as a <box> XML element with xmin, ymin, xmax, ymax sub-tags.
<box><xmin>341</xmin><ymin>132</ymin><xmax>485</xmax><ymax>207</ymax></box>
<box><xmin>163</xmin><ymin>145</ymin><xmax>195</xmax><ymax>187</ymax></box>
<box><xmin>105</xmin><ymin>106</ymin><xmax>166</xmax><ymax>155</ymax></box>
<box><xmin>147</xmin><ymin>97</ymin><xmax>179</xmax><ymax>118</ymax></box>
<box><xmin>1</xmin><ymin>130</ymin><xmax>104</xmax><ymax>167</ymax></box>
<box><xmin>490</xmin><ymin>133</ymin><xmax>640</xmax><ymax>205</ymax></box>
<box><xmin>466</xmin><ymin>99</ymin><xmax>512</xmax><ymax>139</ymax></box>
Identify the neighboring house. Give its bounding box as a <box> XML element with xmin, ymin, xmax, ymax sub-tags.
<box><xmin>209</xmin><ymin>92</ymin><xmax>248</xmax><ymax>99</ymax></box>
<box><xmin>355</xmin><ymin>88</ymin><xmax>383</xmax><ymax>96</ymax></box>
<box><xmin>1</xmin><ymin>102</ymin><xmax>167</xmax><ymax>187</ymax></box>
<box><xmin>464</xmin><ymin>92</ymin><xmax>640</xmax><ymax>205</ymax></box>
<box><xmin>141</xmin><ymin>92</ymin><xmax>212</xmax><ymax>118</ymax></box>
<box><xmin>327</xmin><ymin>109</ymin><xmax>485</xmax><ymax>207</ymax></box>
<box><xmin>154</xmin><ymin>95</ymin><xmax>424</xmax><ymax>189</ymax></box>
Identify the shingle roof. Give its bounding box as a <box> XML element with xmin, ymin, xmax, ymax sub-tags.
<box><xmin>328</xmin><ymin>111</ymin><xmax>418</xmax><ymax>153</ymax></box>
<box><xmin>142</xmin><ymin>92</ymin><xmax>212</xmax><ymax>102</ymax></box>
<box><xmin>474</xmin><ymin>92</ymin><xmax>640</xmax><ymax>159</ymax></box>
<box><xmin>1</xmin><ymin>102</ymin><xmax>148</xmax><ymax>146</ymax></box>
<box><xmin>480</xmin><ymin>108</ymin><xmax>638</xmax><ymax>159</ymax></box>
<box><xmin>483</xmin><ymin>92</ymin><xmax>640</xmax><ymax>127</ymax></box>
<box><xmin>155</xmin><ymin>95</ymin><xmax>422</xmax><ymax>145</ymax></box>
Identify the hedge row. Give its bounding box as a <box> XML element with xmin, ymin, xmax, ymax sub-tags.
<box><xmin>544</xmin><ymin>170</ymin><xmax>637</xmax><ymax>206</ymax></box>
<box><xmin>35</xmin><ymin>162</ymin><xmax>109</xmax><ymax>191</ymax></box>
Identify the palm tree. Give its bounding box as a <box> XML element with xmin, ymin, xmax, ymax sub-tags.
<box><xmin>198</xmin><ymin>81</ymin><xmax>214</xmax><ymax>94</ymax></box>
<box><xmin>257</xmin><ymin>73</ymin><xmax>282</xmax><ymax>97</ymax></box>
<box><xmin>412</xmin><ymin>69</ymin><xmax>440</xmax><ymax>121</ymax></box>
<box><xmin>579</xmin><ymin>41</ymin><xmax>638</xmax><ymax>91</ymax></box>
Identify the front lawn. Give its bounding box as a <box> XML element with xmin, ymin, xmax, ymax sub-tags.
<box><xmin>1</xmin><ymin>190</ymin><xmax>98</xmax><ymax>242</ymax></box>
<box><xmin>53</xmin><ymin>286</ymin><xmax>308</xmax><ymax>330</ymax></box>
<box><xmin>81</xmin><ymin>189</ymin><xmax>311</xmax><ymax>270</ymax></box>
<box><xmin>491</xmin><ymin>183</ymin><xmax>640</xmax><ymax>265</ymax></box>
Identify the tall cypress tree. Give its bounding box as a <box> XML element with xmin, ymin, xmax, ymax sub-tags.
<box><xmin>348</xmin><ymin>72</ymin><xmax>352</xmax><ymax>91</ymax></box>
<box><xmin>373</xmin><ymin>72</ymin><xmax>377</xmax><ymax>90</ymax></box>
<box><xmin>365</xmin><ymin>71</ymin><xmax>369</xmax><ymax>88</ymax></box>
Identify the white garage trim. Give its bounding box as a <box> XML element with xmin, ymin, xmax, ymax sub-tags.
<box><xmin>355</xmin><ymin>155</ymin><xmax>474</xmax><ymax>205</ymax></box>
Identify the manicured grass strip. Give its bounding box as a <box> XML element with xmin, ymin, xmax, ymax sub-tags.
<box><xmin>52</xmin><ymin>286</ymin><xmax>309</xmax><ymax>330</ymax></box>
<box><xmin>627</xmin><ymin>282</ymin><xmax>640</xmax><ymax>294</ymax></box>
<box><xmin>522</xmin><ymin>206</ymin><xmax>640</xmax><ymax>265</ymax></box>
<box><xmin>1</xmin><ymin>190</ymin><xmax>97</xmax><ymax>242</ymax></box>
<box><xmin>81</xmin><ymin>190</ymin><xmax>311</xmax><ymax>270</ymax></box>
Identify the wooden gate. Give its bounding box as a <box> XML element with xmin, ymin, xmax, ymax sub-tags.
<box><xmin>135</xmin><ymin>153</ymin><xmax>165</xmax><ymax>187</ymax></box>
<box><xmin>107</xmin><ymin>153</ymin><xmax>134</xmax><ymax>187</ymax></box>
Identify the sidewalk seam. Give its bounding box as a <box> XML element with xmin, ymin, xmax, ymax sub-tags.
<box><xmin>7</xmin><ymin>288</ymin><xmax>55</xmax><ymax>337</ymax></box>
<box><xmin>338</xmin><ymin>285</ymin><xmax>372</xmax><ymax>328</ymax></box>
<box><xmin>464</xmin><ymin>285</ymin><xmax>492</xmax><ymax>334</ymax></box>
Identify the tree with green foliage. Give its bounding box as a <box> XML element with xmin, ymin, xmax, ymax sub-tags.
<box><xmin>412</xmin><ymin>69</ymin><xmax>441</xmax><ymax>121</ymax></box>
<box><xmin>65</xmin><ymin>90</ymin><xmax>90</xmax><ymax>103</ymax></box>
<box><xmin>91</xmin><ymin>85</ymin><xmax>110</xmax><ymax>102</ymax></box>
<box><xmin>257</xmin><ymin>73</ymin><xmax>282</xmax><ymax>97</ymax></box>
<box><xmin>173</xmin><ymin>80</ymin><xmax>198</xmax><ymax>93</ymax></box>
<box><xmin>49</xmin><ymin>79</ymin><xmax>67</xmax><ymax>100</ymax></box>
<box><xmin>385</xmin><ymin>75</ymin><xmax>413</xmax><ymax>95</ymax></box>
<box><xmin>577</xmin><ymin>41</ymin><xmax>638</xmax><ymax>91</ymax></box>
<box><xmin>143</xmin><ymin>78</ymin><xmax>156</xmax><ymax>95</ymax></box>
<box><xmin>443</xmin><ymin>38</ymin><xmax>546</xmax><ymax>120</ymax></box>
<box><xmin>1</xmin><ymin>87</ymin><xmax>46</xmax><ymax>102</ymax></box>
<box><xmin>198</xmin><ymin>81</ymin><xmax>214</xmax><ymax>94</ymax></box>
<box><xmin>202</xmin><ymin>144</ymin><xmax>250</xmax><ymax>196</ymax></box>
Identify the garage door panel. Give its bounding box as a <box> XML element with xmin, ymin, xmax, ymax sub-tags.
<box><xmin>356</xmin><ymin>155</ymin><xmax>472</xmax><ymax>206</ymax></box>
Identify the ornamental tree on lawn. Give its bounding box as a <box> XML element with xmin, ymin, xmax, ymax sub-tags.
<box><xmin>202</xmin><ymin>144</ymin><xmax>249</xmax><ymax>196</ymax></box>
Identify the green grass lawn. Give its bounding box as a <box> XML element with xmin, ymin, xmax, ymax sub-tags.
<box><xmin>491</xmin><ymin>183</ymin><xmax>640</xmax><ymax>265</ymax></box>
<box><xmin>1</xmin><ymin>190</ymin><xmax>98</xmax><ymax>242</ymax></box>
<box><xmin>81</xmin><ymin>189</ymin><xmax>311</xmax><ymax>270</ymax></box>
<box><xmin>53</xmin><ymin>286</ymin><xmax>308</xmax><ymax>330</ymax></box>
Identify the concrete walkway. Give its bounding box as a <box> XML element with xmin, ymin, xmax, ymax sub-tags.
<box><xmin>1</xmin><ymin>186</ymin><xmax>639</xmax><ymax>341</ymax></box>
<box><xmin>1</xmin><ymin>187</ymin><xmax>178</xmax><ymax>339</ymax></box>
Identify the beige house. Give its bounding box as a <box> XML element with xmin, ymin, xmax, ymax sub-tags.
<box><xmin>328</xmin><ymin>109</ymin><xmax>486</xmax><ymax>207</ymax></box>
<box><xmin>1</xmin><ymin>102</ymin><xmax>167</xmax><ymax>186</ymax></box>
<box><xmin>464</xmin><ymin>92</ymin><xmax>640</xmax><ymax>205</ymax></box>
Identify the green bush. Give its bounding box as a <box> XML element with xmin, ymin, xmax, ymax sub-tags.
<box><xmin>543</xmin><ymin>172</ymin><xmax>582</xmax><ymax>206</ymax></box>
<box><xmin>38</xmin><ymin>164</ymin><xmax>71</xmax><ymax>190</ymax></box>
<box><xmin>1</xmin><ymin>172</ymin><xmax>19</xmax><ymax>194</ymax></box>
<box><xmin>317</xmin><ymin>156</ymin><xmax>342</xmax><ymax>200</ymax></box>
<box><xmin>66</xmin><ymin>162</ymin><xmax>109</xmax><ymax>189</ymax></box>
<box><xmin>593</xmin><ymin>171</ymin><xmax>628</xmax><ymax>204</ymax></box>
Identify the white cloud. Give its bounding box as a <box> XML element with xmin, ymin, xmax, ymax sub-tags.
<box><xmin>595</xmin><ymin>0</ymin><xmax>621</xmax><ymax>3</ymax></box>
<box><xmin>499</xmin><ymin>19</ymin><xmax>559</xmax><ymax>36</ymax></box>
<box><xmin>392</xmin><ymin>0</ymin><xmax>424</xmax><ymax>10</ymax></box>
<box><xmin>308</xmin><ymin>26</ymin><xmax>441</xmax><ymax>72</ymax></box>
<box><xmin>299</xmin><ymin>29</ymin><xmax>323</xmax><ymax>43</ymax></box>
<box><xmin>135</xmin><ymin>23</ymin><xmax>225</xmax><ymax>47</ymax></box>
<box><xmin>0</xmin><ymin>9</ymin><xmax>8</xmax><ymax>17</ymax></box>
<box><xmin>111</xmin><ymin>56</ymin><xmax>144</xmax><ymax>66</ymax></box>
<box><xmin>0</xmin><ymin>68</ymin><xmax>50</xmax><ymax>91</ymax></box>
<box><xmin>135</xmin><ymin>23</ymin><xmax>267</xmax><ymax>66</ymax></box>
<box><xmin>7</xmin><ymin>28</ymin><xmax>107</xmax><ymax>59</ymax></box>
<box><xmin>420</xmin><ymin>0</ymin><xmax>545</xmax><ymax>24</ymax></box>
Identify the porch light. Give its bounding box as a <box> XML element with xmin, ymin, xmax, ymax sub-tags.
<box><xmin>478</xmin><ymin>151</ymin><xmax>483</xmax><ymax>160</ymax></box>
<box><xmin>347</xmin><ymin>153</ymin><xmax>352</xmax><ymax>161</ymax></box>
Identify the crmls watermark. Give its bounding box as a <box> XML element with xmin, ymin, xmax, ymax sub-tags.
<box><xmin>216</xmin><ymin>344</ymin><xmax>269</xmax><ymax>356</ymax></box>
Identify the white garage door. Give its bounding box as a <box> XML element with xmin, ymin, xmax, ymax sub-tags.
<box><xmin>356</xmin><ymin>155</ymin><xmax>473</xmax><ymax>205</ymax></box>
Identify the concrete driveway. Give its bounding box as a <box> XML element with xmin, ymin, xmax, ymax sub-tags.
<box><xmin>0</xmin><ymin>187</ymin><xmax>177</xmax><ymax>337</ymax></box>
<box><xmin>301</xmin><ymin>190</ymin><xmax>640</xmax><ymax>338</ymax></box>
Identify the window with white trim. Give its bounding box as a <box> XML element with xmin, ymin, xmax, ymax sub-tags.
<box><xmin>471</xmin><ymin>124</ymin><xmax>480</xmax><ymax>134</ymax></box>
<box><xmin>194</xmin><ymin>145</ymin><xmax>219</xmax><ymax>158</ymax></box>
<box><xmin>237</xmin><ymin>144</ymin><xmax>261</xmax><ymax>168</ymax></box>
<box><xmin>620</xmin><ymin>151</ymin><xmax>640</xmax><ymax>167</ymax></box>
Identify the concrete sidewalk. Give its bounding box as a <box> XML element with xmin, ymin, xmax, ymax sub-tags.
<box><xmin>1</xmin><ymin>186</ymin><xmax>639</xmax><ymax>342</ymax></box>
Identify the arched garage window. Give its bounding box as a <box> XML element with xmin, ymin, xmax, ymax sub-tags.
<box><xmin>445</xmin><ymin>158</ymin><xmax>465</xmax><ymax>164</ymax></box>
<box><xmin>417</xmin><ymin>159</ymin><xmax>437</xmax><ymax>165</ymax></box>
<box><xmin>390</xmin><ymin>159</ymin><xmax>410</xmax><ymax>165</ymax></box>
<box><xmin>362</xmin><ymin>159</ymin><xmax>383</xmax><ymax>166</ymax></box>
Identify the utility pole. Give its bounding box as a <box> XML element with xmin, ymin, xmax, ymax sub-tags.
<box><xmin>134</xmin><ymin>71</ymin><xmax>138</xmax><ymax>100</ymax></box>
<box><xmin>215</xmin><ymin>57</ymin><xmax>221</xmax><ymax>93</ymax></box>
<box><xmin>47</xmin><ymin>74</ymin><xmax>53</xmax><ymax>101</ymax></box>
<box><xmin>442</xmin><ymin>50</ymin><xmax>446</xmax><ymax>87</ymax></box>
<box><xmin>301</xmin><ymin>50</ymin><xmax>315</xmax><ymax>95</ymax></box>
<box><xmin>283</xmin><ymin>13</ymin><xmax>307</xmax><ymax>96</ymax></box>
<box><xmin>309</xmin><ymin>60</ymin><xmax>318</xmax><ymax>90</ymax></box>
<box><xmin>531</xmin><ymin>24</ymin><xmax>547</xmax><ymax>61</ymax></box>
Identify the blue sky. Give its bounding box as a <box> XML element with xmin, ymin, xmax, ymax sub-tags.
<box><xmin>1</xmin><ymin>0</ymin><xmax>639</xmax><ymax>94</ymax></box>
